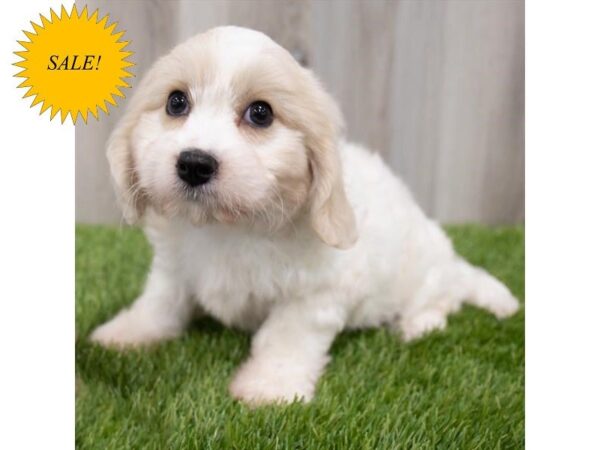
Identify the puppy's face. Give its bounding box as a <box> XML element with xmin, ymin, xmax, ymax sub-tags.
<box><xmin>109</xmin><ymin>27</ymin><xmax>357</xmax><ymax>249</ymax></box>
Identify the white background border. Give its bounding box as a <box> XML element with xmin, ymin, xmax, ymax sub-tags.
<box><xmin>526</xmin><ymin>0</ymin><xmax>600</xmax><ymax>448</ymax></box>
<box><xmin>1</xmin><ymin>1</ymin><xmax>74</xmax><ymax>449</ymax></box>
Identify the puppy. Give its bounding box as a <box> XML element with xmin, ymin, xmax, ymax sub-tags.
<box><xmin>91</xmin><ymin>26</ymin><xmax>519</xmax><ymax>405</ymax></box>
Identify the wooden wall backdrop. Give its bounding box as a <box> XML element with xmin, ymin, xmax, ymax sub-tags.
<box><xmin>76</xmin><ymin>0</ymin><xmax>524</xmax><ymax>225</ymax></box>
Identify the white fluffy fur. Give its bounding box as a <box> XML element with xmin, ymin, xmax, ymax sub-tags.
<box><xmin>90</xmin><ymin>26</ymin><xmax>519</xmax><ymax>405</ymax></box>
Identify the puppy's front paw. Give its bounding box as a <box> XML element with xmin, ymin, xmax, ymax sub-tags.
<box><xmin>90</xmin><ymin>309</ymin><xmax>178</xmax><ymax>349</ymax></box>
<box><xmin>229</xmin><ymin>357</ymin><xmax>318</xmax><ymax>406</ymax></box>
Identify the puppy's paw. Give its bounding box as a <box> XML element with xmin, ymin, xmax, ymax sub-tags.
<box><xmin>471</xmin><ymin>272</ymin><xmax>520</xmax><ymax>319</ymax></box>
<box><xmin>229</xmin><ymin>357</ymin><xmax>317</xmax><ymax>406</ymax></box>
<box><xmin>90</xmin><ymin>309</ymin><xmax>178</xmax><ymax>349</ymax></box>
<box><xmin>401</xmin><ymin>310</ymin><xmax>447</xmax><ymax>342</ymax></box>
<box><xmin>476</xmin><ymin>285</ymin><xmax>520</xmax><ymax>319</ymax></box>
<box><xmin>487</xmin><ymin>292</ymin><xmax>520</xmax><ymax>319</ymax></box>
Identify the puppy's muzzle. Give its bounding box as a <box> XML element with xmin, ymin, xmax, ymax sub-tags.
<box><xmin>176</xmin><ymin>149</ymin><xmax>218</xmax><ymax>187</ymax></box>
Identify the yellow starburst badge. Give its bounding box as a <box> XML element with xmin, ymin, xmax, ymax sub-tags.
<box><xmin>14</xmin><ymin>5</ymin><xmax>134</xmax><ymax>124</ymax></box>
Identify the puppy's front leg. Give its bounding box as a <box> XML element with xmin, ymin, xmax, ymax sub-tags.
<box><xmin>229</xmin><ymin>297</ymin><xmax>346</xmax><ymax>405</ymax></box>
<box><xmin>90</xmin><ymin>263</ymin><xmax>192</xmax><ymax>348</ymax></box>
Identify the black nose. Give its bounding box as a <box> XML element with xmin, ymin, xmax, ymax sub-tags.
<box><xmin>176</xmin><ymin>149</ymin><xmax>218</xmax><ymax>187</ymax></box>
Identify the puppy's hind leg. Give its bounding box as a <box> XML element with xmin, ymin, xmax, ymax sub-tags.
<box><xmin>397</xmin><ymin>259</ymin><xmax>519</xmax><ymax>342</ymax></box>
<box><xmin>397</xmin><ymin>267</ymin><xmax>458</xmax><ymax>342</ymax></box>
<box><xmin>455</xmin><ymin>258</ymin><xmax>520</xmax><ymax>319</ymax></box>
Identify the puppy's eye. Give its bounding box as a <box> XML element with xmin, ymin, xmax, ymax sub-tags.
<box><xmin>166</xmin><ymin>90</ymin><xmax>189</xmax><ymax>116</ymax></box>
<box><xmin>243</xmin><ymin>101</ymin><xmax>273</xmax><ymax>128</ymax></box>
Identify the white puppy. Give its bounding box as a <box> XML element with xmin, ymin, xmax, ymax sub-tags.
<box><xmin>91</xmin><ymin>26</ymin><xmax>519</xmax><ymax>405</ymax></box>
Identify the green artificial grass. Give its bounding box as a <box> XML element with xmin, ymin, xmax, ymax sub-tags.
<box><xmin>76</xmin><ymin>224</ymin><xmax>524</xmax><ymax>450</ymax></box>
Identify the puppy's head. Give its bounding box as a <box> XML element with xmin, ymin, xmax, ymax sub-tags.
<box><xmin>108</xmin><ymin>26</ymin><xmax>356</xmax><ymax>249</ymax></box>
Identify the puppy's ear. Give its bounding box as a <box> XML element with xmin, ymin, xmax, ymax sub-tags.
<box><xmin>304</xmin><ymin>79</ymin><xmax>357</xmax><ymax>249</ymax></box>
<box><xmin>106</xmin><ymin>107</ymin><xmax>145</xmax><ymax>224</ymax></box>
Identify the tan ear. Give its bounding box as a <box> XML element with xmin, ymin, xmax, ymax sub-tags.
<box><xmin>305</xmin><ymin>84</ymin><xmax>357</xmax><ymax>249</ymax></box>
<box><xmin>106</xmin><ymin>110</ymin><xmax>145</xmax><ymax>224</ymax></box>
<box><xmin>106</xmin><ymin>51</ymin><xmax>176</xmax><ymax>224</ymax></box>
<box><xmin>309</xmin><ymin>157</ymin><xmax>357</xmax><ymax>249</ymax></box>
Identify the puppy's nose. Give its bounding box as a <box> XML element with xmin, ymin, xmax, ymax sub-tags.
<box><xmin>176</xmin><ymin>149</ymin><xmax>218</xmax><ymax>187</ymax></box>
